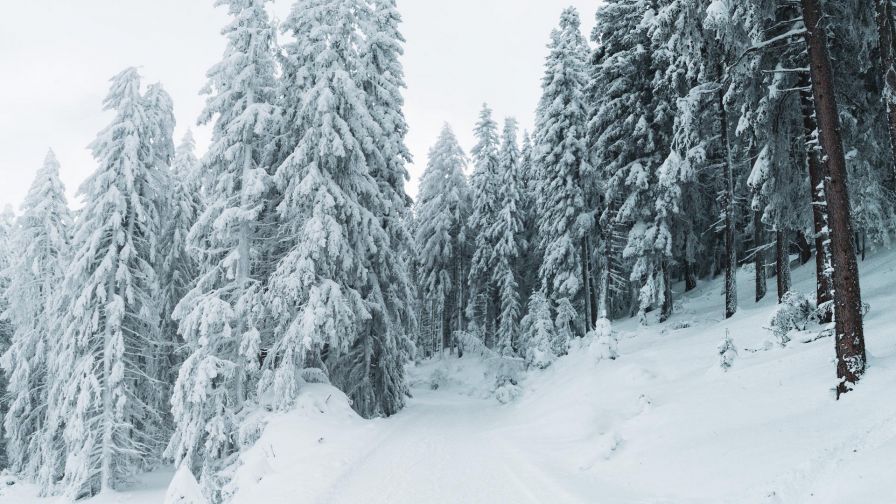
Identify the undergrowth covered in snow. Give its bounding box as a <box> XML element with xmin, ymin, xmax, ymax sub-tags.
<box><xmin>5</xmin><ymin>252</ymin><xmax>896</xmax><ymax>503</ymax></box>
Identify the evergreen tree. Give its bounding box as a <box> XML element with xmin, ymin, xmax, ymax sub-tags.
<box><xmin>1</xmin><ymin>152</ymin><xmax>71</xmax><ymax>481</ymax></box>
<box><xmin>798</xmin><ymin>0</ymin><xmax>868</xmax><ymax>396</ymax></box>
<box><xmin>534</xmin><ymin>7</ymin><xmax>592</xmax><ymax>333</ymax></box>
<box><xmin>0</xmin><ymin>205</ymin><xmax>15</xmax><ymax>470</ymax></box>
<box><xmin>414</xmin><ymin>125</ymin><xmax>471</xmax><ymax>356</ymax></box>
<box><xmin>493</xmin><ymin>118</ymin><xmax>525</xmax><ymax>355</ymax></box>
<box><xmin>52</xmin><ymin>68</ymin><xmax>169</xmax><ymax>498</ymax></box>
<box><xmin>467</xmin><ymin>104</ymin><xmax>502</xmax><ymax>345</ymax></box>
<box><xmin>591</xmin><ymin>0</ymin><xmax>674</xmax><ymax>323</ymax></box>
<box><xmin>166</xmin><ymin>0</ymin><xmax>277</xmax><ymax>484</ymax></box>
<box><xmin>265</xmin><ymin>0</ymin><xmax>415</xmax><ymax>419</ymax></box>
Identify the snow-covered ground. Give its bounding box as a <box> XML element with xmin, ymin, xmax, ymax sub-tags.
<box><xmin>4</xmin><ymin>251</ymin><xmax>896</xmax><ymax>503</ymax></box>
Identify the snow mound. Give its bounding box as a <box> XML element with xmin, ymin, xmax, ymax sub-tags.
<box><xmin>224</xmin><ymin>383</ymin><xmax>364</xmax><ymax>503</ymax></box>
<box><xmin>164</xmin><ymin>465</ymin><xmax>206</xmax><ymax>504</ymax></box>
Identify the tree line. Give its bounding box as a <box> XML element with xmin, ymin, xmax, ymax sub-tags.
<box><xmin>414</xmin><ymin>0</ymin><xmax>888</xmax><ymax>395</ymax></box>
<box><xmin>0</xmin><ymin>0</ymin><xmax>889</xmax><ymax>500</ymax></box>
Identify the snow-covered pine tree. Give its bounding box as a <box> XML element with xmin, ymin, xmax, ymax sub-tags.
<box><xmin>519</xmin><ymin>291</ymin><xmax>556</xmax><ymax>369</ymax></box>
<box><xmin>414</xmin><ymin>125</ymin><xmax>471</xmax><ymax>356</ymax></box>
<box><xmin>467</xmin><ymin>104</ymin><xmax>502</xmax><ymax>346</ymax></box>
<box><xmin>534</xmin><ymin>7</ymin><xmax>593</xmax><ymax>335</ymax></box>
<box><xmin>166</xmin><ymin>0</ymin><xmax>277</xmax><ymax>485</ymax></box>
<box><xmin>160</xmin><ymin>132</ymin><xmax>201</xmax><ymax>348</ymax></box>
<box><xmin>0</xmin><ymin>205</ymin><xmax>15</xmax><ymax>470</ymax></box>
<box><xmin>517</xmin><ymin>132</ymin><xmax>541</xmax><ymax>308</ymax></box>
<box><xmin>591</xmin><ymin>0</ymin><xmax>675</xmax><ymax>324</ymax></box>
<box><xmin>348</xmin><ymin>0</ymin><xmax>418</xmax><ymax>415</ymax></box>
<box><xmin>1</xmin><ymin>151</ymin><xmax>71</xmax><ymax>481</ymax></box>
<box><xmin>492</xmin><ymin>118</ymin><xmax>525</xmax><ymax>355</ymax></box>
<box><xmin>156</xmin><ymin>131</ymin><xmax>202</xmax><ymax>441</ymax></box>
<box><xmin>51</xmin><ymin>68</ymin><xmax>169</xmax><ymax>498</ymax></box>
<box><xmin>265</xmin><ymin>0</ymin><xmax>414</xmax><ymax>419</ymax></box>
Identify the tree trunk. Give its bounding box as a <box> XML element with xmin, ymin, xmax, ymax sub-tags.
<box><xmin>754</xmin><ymin>207</ymin><xmax>767</xmax><ymax>302</ymax></box>
<box><xmin>800</xmin><ymin>79</ymin><xmax>834</xmax><ymax>319</ymax></box>
<box><xmin>719</xmin><ymin>75</ymin><xmax>737</xmax><ymax>319</ymax></box>
<box><xmin>659</xmin><ymin>259</ymin><xmax>673</xmax><ymax>322</ymax></box>
<box><xmin>796</xmin><ymin>231</ymin><xmax>813</xmax><ymax>265</ymax></box>
<box><xmin>684</xmin><ymin>260</ymin><xmax>697</xmax><ymax>292</ymax></box>
<box><xmin>875</xmin><ymin>0</ymin><xmax>896</xmax><ymax>178</ymax></box>
<box><xmin>581</xmin><ymin>239</ymin><xmax>593</xmax><ymax>334</ymax></box>
<box><xmin>775</xmin><ymin>229</ymin><xmax>792</xmax><ymax>302</ymax></box>
<box><xmin>800</xmin><ymin>0</ymin><xmax>867</xmax><ymax>397</ymax></box>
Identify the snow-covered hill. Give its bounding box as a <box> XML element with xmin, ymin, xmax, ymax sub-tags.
<box><xmin>4</xmin><ymin>251</ymin><xmax>896</xmax><ymax>504</ymax></box>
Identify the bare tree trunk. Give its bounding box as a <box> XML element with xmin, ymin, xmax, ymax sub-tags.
<box><xmin>796</xmin><ymin>231</ymin><xmax>813</xmax><ymax>265</ymax></box>
<box><xmin>800</xmin><ymin>81</ymin><xmax>834</xmax><ymax>319</ymax></box>
<box><xmin>719</xmin><ymin>79</ymin><xmax>738</xmax><ymax>319</ymax></box>
<box><xmin>800</xmin><ymin>0</ymin><xmax>867</xmax><ymax>397</ymax></box>
<box><xmin>659</xmin><ymin>259</ymin><xmax>673</xmax><ymax>322</ymax></box>
<box><xmin>581</xmin><ymin>239</ymin><xmax>593</xmax><ymax>334</ymax></box>
<box><xmin>684</xmin><ymin>259</ymin><xmax>697</xmax><ymax>292</ymax></box>
<box><xmin>754</xmin><ymin>207</ymin><xmax>767</xmax><ymax>302</ymax></box>
<box><xmin>875</xmin><ymin>0</ymin><xmax>896</xmax><ymax>177</ymax></box>
<box><xmin>775</xmin><ymin>229</ymin><xmax>792</xmax><ymax>302</ymax></box>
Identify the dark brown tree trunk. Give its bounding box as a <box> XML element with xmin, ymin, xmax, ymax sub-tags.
<box><xmin>754</xmin><ymin>207</ymin><xmax>768</xmax><ymax>302</ymax></box>
<box><xmin>800</xmin><ymin>0</ymin><xmax>867</xmax><ymax>397</ymax></box>
<box><xmin>719</xmin><ymin>78</ymin><xmax>738</xmax><ymax>319</ymax></box>
<box><xmin>660</xmin><ymin>259</ymin><xmax>673</xmax><ymax>322</ymax></box>
<box><xmin>684</xmin><ymin>260</ymin><xmax>697</xmax><ymax>292</ymax></box>
<box><xmin>796</xmin><ymin>231</ymin><xmax>813</xmax><ymax>265</ymax></box>
<box><xmin>581</xmin><ymin>239</ymin><xmax>594</xmax><ymax>333</ymax></box>
<box><xmin>800</xmin><ymin>80</ymin><xmax>834</xmax><ymax>319</ymax></box>
<box><xmin>775</xmin><ymin>229</ymin><xmax>792</xmax><ymax>302</ymax></box>
<box><xmin>875</xmin><ymin>0</ymin><xmax>896</xmax><ymax>177</ymax></box>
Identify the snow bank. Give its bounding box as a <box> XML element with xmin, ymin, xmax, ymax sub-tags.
<box><xmin>164</xmin><ymin>466</ymin><xmax>205</xmax><ymax>504</ymax></box>
<box><xmin>223</xmin><ymin>383</ymin><xmax>370</xmax><ymax>503</ymax></box>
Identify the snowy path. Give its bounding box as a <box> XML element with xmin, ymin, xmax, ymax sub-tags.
<box><xmin>318</xmin><ymin>389</ymin><xmax>584</xmax><ymax>504</ymax></box>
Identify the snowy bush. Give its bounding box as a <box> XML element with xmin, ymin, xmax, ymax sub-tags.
<box><xmin>718</xmin><ymin>331</ymin><xmax>738</xmax><ymax>371</ymax></box>
<box><xmin>494</xmin><ymin>381</ymin><xmax>523</xmax><ymax>404</ymax></box>
<box><xmin>164</xmin><ymin>466</ymin><xmax>207</xmax><ymax>504</ymax></box>
<box><xmin>455</xmin><ymin>330</ymin><xmax>526</xmax><ymax>402</ymax></box>
<box><xmin>520</xmin><ymin>291</ymin><xmax>557</xmax><ymax>369</ymax></box>
<box><xmin>301</xmin><ymin>367</ymin><xmax>331</xmax><ymax>385</ymax></box>
<box><xmin>588</xmin><ymin>318</ymin><xmax>618</xmax><ymax>361</ymax></box>
<box><xmin>767</xmin><ymin>291</ymin><xmax>814</xmax><ymax>346</ymax></box>
<box><xmin>429</xmin><ymin>367</ymin><xmax>449</xmax><ymax>390</ymax></box>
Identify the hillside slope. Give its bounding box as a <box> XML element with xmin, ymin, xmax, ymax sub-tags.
<box><xmin>3</xmin><ymin>251</ymin><xmax>895</xmax><ymax>503</ymax></box>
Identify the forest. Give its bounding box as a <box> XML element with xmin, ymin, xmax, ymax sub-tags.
<box><xmin>0</xmin><ymin>0</ymin><xmax>894</xmax><ymax>502</ymax></box>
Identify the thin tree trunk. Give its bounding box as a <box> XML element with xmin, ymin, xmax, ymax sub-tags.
<box><xmin>775</xmin><ymin>229</ymin><xmax>792</xmax><ymax>302</ymax></box>
<box><xmin>796</xmin><ymin>231</ymin><xmax>813</xmax><ymax>265</ymax></box>
<box><xmin>875</xmin><ymin>0</ymin><xmax>896</xmax><ymax>177</ymax></box>
<box><xmin>719</xmin><ymin>77</ymin><xmax>737</xmax><ymax>319</ymax></box>
<box><xmin>754</xmin><ymin>207</ymin><xmax>767</xmax><ymax>302</ymax></box>
<box><xmin>800</xmin><ymin>0</ymin><xmax>867</xmax><ymax>396</ymax></box>
<box><xmin>684</xmin><ymin>260</ymin><xmax>697</xmax><ymax>292</ymax></box>
<box><xmin>659</xmin><ymin>259</ymin><xmax>673</xmax><ymax>322</ymax></box>
<box><xmin>800</xmin><ymin>79</ymin><xmax>834</xmax><ymax>318</ymax></box>
<box><xmin>581</xmin><ymin>239</ymin><xmax>593</xmax><ymax>334</ymax></box>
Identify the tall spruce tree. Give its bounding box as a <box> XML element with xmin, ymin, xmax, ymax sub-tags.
<box><xmin>467</xmin><ymin>104</ymin><xmax>502</xmax><ymax>346</ymax></box>
<box><xmin>51</xmin><ymin>68</ymin><xmax>170</xmax><ymax>498</ymax></box>
<box><xmin>166</xmin><ymin>0</ymin><xmax>277</xmax><ymax>484</ymax></box>
<box><xmin>265</xmin><ymin>0</ymin><xmax>415</xmax><ymax>419</ymax></box>
<box><xmin>533</xmin><ymin>7</ymin><xmax>593</xmax><ymax>337</ymax></box>
<box><xmin>414</xmin><ymin>125</ymin><xmax>471</xmax><ymax>356</ymax></box>
<box><xmin>0</xmin><ymin>205</ymin><xmax>15</xmax><ymax>470</ymax></box>
<box><xmin>493</xmin><ymin>118</ymin><xmax>525</xmax><ymax>355</ymax></box>
<box><xmin>1</xmin><ymin>152</ymin><xmax>71</xmax><ymax>481</ymax></box>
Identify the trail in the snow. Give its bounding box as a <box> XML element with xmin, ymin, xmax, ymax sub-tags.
<box><xmin>319</xmin><ymin>389</ymin><xmax>585</xmax><ymax>504</ymax></box>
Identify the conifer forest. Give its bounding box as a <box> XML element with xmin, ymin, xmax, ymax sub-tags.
<box><xmin>1</xmin><ymin>0</ymin><xmax>896</xmax><ymax>502</ymax></box>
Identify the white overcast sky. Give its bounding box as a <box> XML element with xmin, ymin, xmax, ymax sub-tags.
<box><xmin>0</xmin><ymin>0</ymin><xmax>598</xmax><ymax>210</ymax></box>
